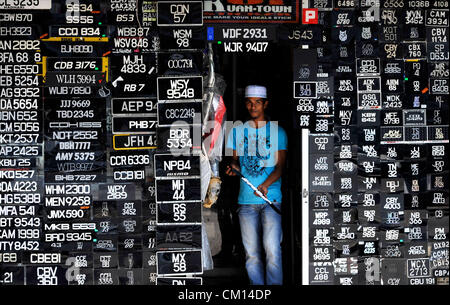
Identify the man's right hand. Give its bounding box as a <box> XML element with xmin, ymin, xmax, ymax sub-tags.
<box><xmin>225</xmin><ymin>164</ymin><xmax>240</xmax><ymax>176</ymax></box>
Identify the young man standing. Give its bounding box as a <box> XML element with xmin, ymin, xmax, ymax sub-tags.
<box><xmin>225</xmin><ymin>85</ymin><xmax>287</xmax><ymax>285</ymax></box>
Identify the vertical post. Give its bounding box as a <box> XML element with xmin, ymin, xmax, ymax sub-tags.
<box><xmin>301</xmin><ymin>128</ymin><xmax>309</xmax><ymax>285</ymax></box>
<box><xmin>232</xmin><ymin>53</ymin><xmax>237</xmax><ymax>120</ymax></box>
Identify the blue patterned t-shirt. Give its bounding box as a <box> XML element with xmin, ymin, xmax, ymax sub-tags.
<box><xmin>226</xmin><ymin>121</ymin><xmax>287</xmax><ymax>204</ymax></box>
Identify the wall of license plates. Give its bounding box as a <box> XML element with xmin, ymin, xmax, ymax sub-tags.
<box><xmin>299</xmin><ymin>0</ymin><xmax>449</xmax><ymax>285</ymax></box>
<box><xmin>0</xmin><ymin>0</ymin><xmax>204</xmax><ymax>285</ymax></box>
<box><xmin>0</xmin><ymin>0</ymin><xmax>448</xmax><ymax>286</ymax></box>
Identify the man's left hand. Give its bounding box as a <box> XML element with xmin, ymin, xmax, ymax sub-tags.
<box><xmin>255</xmin><ymin>184</ymin><xmax>268</xmax><ymax>198</ymax></box>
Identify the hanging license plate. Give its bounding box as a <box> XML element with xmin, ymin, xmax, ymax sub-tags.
<box><xmin>159</xmin><ymin>27</ymin><xmax>205</xmax><ymax>50</ymax></box>
<box><xmin>154</xmin><ymin>154</ymin><xmax>200</xmax><ymax>178</ymax></box>
<box><xmin>157</xmin><ymin>76</ymin><xmax>203</xmax><ymax>101</ymax></box>
<box><xmin>155</xmin><ymin>177</ymin><xmax>201</xmax><ymax>203</ymax></box>
<box><xmin>157</xmin><ymin>202</ymin><xmax>201</xmax><ymax>224</ymax></box>
<box><xmin>113</xmin><ymin>134</ymin><xmax>157</xmax><ymax>150</ymax></box>
<box><xmin>156</xmin><ymin>249</ymin><xmax>202</xmax><ymax>275</ymax></box>
<box><xmin>157</xmin><ymin>101</ymin><xmax>202</xmax><ymax>126</ymax></box>
<box><xmin>157</xmin><ymin>1</ymin><xmax>203</xmax><ymax>27</ymax></box>
<box><xmin>111</xmin><ymin>98</ymin><xmax>157</xmax><ymax>115</ymax></box>
<box><xmin>0</xmin><ymin>0</ymin><xmax>51</xmax><ymax>9</ymax></box>
<box><xmin>112</xmin><ymin>116</ymin><xmax>157</xmax><ymax>134</ymax></box>
<box><xmin>156</xmin><ymin>225</ymin><xmax>202</xmax><ymax>249</ymax></box>
<box><xmin>158</xmin><ymin>51</ymin><xmax>203</xmax><ymax>76</ymax></box>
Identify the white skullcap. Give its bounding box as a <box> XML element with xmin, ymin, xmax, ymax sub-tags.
<box><xmin>245</xmin><ymin>85</ymin><xmax>267</xmax><ymax>99</ymax></box>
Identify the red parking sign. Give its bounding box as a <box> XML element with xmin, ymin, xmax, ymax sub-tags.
<box><xmin>302</xmin><ymin>8</ymin><xmax>318</xmax><ymax>24</ymax></box>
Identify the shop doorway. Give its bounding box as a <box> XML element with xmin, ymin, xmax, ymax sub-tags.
<box><xmin>203</xmin><ymin>43</ymin><xmax>303</xmax><ymax>285</ymax></box>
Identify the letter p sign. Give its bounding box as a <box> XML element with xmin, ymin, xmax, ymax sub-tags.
<box><xmin>302</xmin><ymin>8</ymin><xmax>318</xmax><ymax>24</ymax></box>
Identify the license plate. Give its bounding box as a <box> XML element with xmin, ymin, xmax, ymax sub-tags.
<box><xmin>157</xmin><ymin>202</ymin><xmax>202</xmax><ymax>224</ymax></box>
<box><xmin>157</xmin><ymin>1</ymin><xmax>203</xmax><ymax>27</ymax></box>
<box><xmin>0</xmin><ymin>0</ymin><xmax>51</xmax><ymax>9</ymax></box>
<box><xmin>155</xmin><ymin>177</ymin><xmax>201</xmax><ymax>203</ymax></box>
<box><xmin>112</xmin><ymin>116</ymin><xmax>157</xmax><ymax>134</ymax></box>
<box><xmin>156</xmin><ymin>277</ymin><xmax>202</xmax><ymax>285</ymax></box>
<box><xmin>26</xmin><ymin>265</ymin><xmax>68</xmax><ymax>285</ymax></box>
<box><xmin>356</xmin><ymin>58</ymin><xmax>380</xmax><ymax>75</ymax></box>
<box><xmin>113</xmin><ymin>133</ymin><xmax>157</xmax><ymax>150</ymax></box>
<box><xmin>158</xmin><ymin>51</ymin><xmax>203</xmax><ymax>75</ymax></box>
<box><xmin>98</xmin><ymin>184</ymin><xmax>136</xmax><ymax>201</ymax></box>
<box><xmin>159</xmin><ymin>27</ymin><xmax>204</xmax><ymax>50</ymax></box>
<box><xmin>0</xmin><ymin>145</ymin><xmax>41</xmax><ymax>157</ymax></box>
<box><xmin>109</xmin><ymin>151</ymin><xmax>152</xmax><ymax>167</ymax></box>
<box><xmin>407</xmin><ymin>258</ymin><xmax>431</xmax><ymax>278</ymax></box>
<box><xmin>157</xmin><ymin>75</ymin><xmax>203</xmax><ymax>101</ymax></box>
<box><xmin>156</xmin><ymin>225</ymin><xmax>202</xmax><ymax>249</ymax></box>
<box><xmin>157</xmin><ymin>125</ymin><xmax>201</xmax><ymax>152</ymax></box>
<box><xmin>111</xmin><ymin>98</ymin><xmax>157</xmax><ymax>115</ymax></box>
<box><xmin>294</xmin><ymin>81</ymin><xmax>317</xmax><ymax>98</ymax></box>
<box><xmin>46</xmin><ymin>57</ymin><xmax>102</xmax><ymax>72</ymax></box>
<box><xmin>157</xmin><ymin>101</ymin><xmax>202</xmax><ymax>126</ymax></box>
<box><xmin>156</xmin><ymin>249</ymin><xmax>202</xmax><ymax>275</ymax></box>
